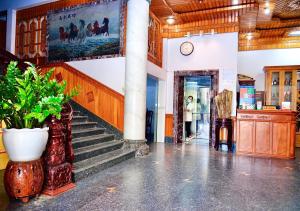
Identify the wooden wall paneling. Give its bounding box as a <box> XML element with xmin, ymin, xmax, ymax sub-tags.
<box><xmin>42</xmin><ymin>64</ymin><xmax>125</xmax><ymax>131</ymax></box>
<box><xmin>165</xmin><ymin>114</ymin><xmax>173</xmax><ymax>137</ymax></box>
<box><xmin>239</xmin><ymin>35</ymin><xmax>300</xmax><ymax>51</ymax></box>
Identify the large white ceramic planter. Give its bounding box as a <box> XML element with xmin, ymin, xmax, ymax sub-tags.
<box><xmin>3</xmin><ymin>128</ymin><xmax>49</xmax><ymax>162</ymax></box>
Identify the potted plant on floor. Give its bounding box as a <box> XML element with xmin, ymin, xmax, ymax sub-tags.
<box><xmin>0</xmin><ymin>61</ymin><xmax>76</xmax><ymax>202</ymax></box>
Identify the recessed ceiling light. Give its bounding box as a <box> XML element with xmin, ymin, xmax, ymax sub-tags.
<box><xmin>265</xmin><ymin>1</ymin><xmax>270</xmax><ymax>7</ymax></box>
<box><xmin>232</xmin><ymin>0</ymin><xmax>239</xmax><ymax>5</ymax></box>
<box><xmin>246</xmin><ymin>33</ymin><xmax>253</xmax><ymax>40</ymax></box>
<box><xmin>166</xmin><ymin>16</ymin><xmax>175</xmax><ymax>25</ymax></box>
<box><xmin>264</xmin><ymin>7</ymin><xmax>270</xmax><ymax>15</ymax></box>
<box><xmin>289</xmin><ymin>30</ymin><xmax>300</xmax><ymax>36</ymax></box>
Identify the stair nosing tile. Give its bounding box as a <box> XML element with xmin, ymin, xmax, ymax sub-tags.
<box><xmin>72</xmin><ymin>122</ymin><xmax>98</xmax><ymax>126</ymax></box>
<box><xmin>72</xmin><ymin>134</ymin><xmax>114</xmax><ymax>144</ymax></box>
<box><xmin>72</xmin><ymin>127</ymin><xmax>105</xmax><ymax>134</ymax></box>
<box><xmin>74</xmin><ymin>140</ymin><xmax>123</xmax><ymax>155</ymax></box>
<box><xmin>73</xmin><ymin>149</ymin><xmax>135</xmax><ymax>173</ymax></box>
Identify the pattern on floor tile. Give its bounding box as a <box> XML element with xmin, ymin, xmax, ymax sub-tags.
<box><xmin>2</xmin><ymin>143</ymin><xmax>300</xmax><ymax>211</ymax></box>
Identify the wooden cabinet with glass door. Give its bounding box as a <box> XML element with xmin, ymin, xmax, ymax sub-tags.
<box><xmin>264</xmin><ymin>65</ymin><xmax>300</xmax><ymax>147</ymax></box>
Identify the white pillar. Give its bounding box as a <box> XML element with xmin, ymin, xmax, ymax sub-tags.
<box><xmin>124</xmin><ymin>0</ymin><xmax>150</xmax><ymax>155</ymax></box>
<box><xmin>156</xmin><ymin>80</ymin><xmax>166</xmax><ymax>143</ymax></box>
<box><xmin>6</xmin><ymin>9</ymin><xmax>16</xmax><ymax>54</ymax></box>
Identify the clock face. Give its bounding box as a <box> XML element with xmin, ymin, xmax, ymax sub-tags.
<box><xmin>180</xmin><ymin>41</ymin><xmax>194</xmax><ymax>56</ymax></box>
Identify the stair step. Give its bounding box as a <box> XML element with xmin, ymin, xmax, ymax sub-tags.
<box><xmin>72</xmin><ymin>122</ymin><xmax>98</xmax><ymax>130</ymax></box>
<box><xmin>73</xmin><ymin>148</ymin><xmax>136</xmax><ymax>181</ymax></box>
<box><xmin>74</xmin><ymin>141</ymin><xmax>124</xmax><ymax>162</ymax></box>
<box><xmin>72</xmin><ymin>116</ymin><xmax>89</xmax><ymax>123</ymax></box>
<box><xmin>73</xmin><ymin>134</ymin><xmax>115</xmax><ymax>149</ymax></box>
<box><xmin>73</xmin><ymin>111</ymin><xmax>81</xmax><ymax>116</ymax></box>
<box><xmin>72</xmin><ymin>128</ymin><xmax>105</xmax><ymax>139</ymax></box>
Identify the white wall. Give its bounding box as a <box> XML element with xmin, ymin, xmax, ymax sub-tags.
<box><xmin>67</xmin><ymin>58</ymin><xmax>126</xmax><ymax>94</ymax></box>
<box><xmin>165</xmin><ymin>32</ymin><xmax>238</xmax><ymax>115</ymax></box>
<box><xmin>68</xmin><ymin>58</ymin><xmax>165</xmax><ymax>95</ymax></box>
<box><xmin>238</xmin><ymin>48</ymin><xmax>300</xmax><ymax>91</ymax></box>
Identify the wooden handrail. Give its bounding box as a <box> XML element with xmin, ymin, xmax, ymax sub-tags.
<box><xmin>0</xmin><ymin>49</ymin><xmax>28</xmax><ymax>74</ymax></box>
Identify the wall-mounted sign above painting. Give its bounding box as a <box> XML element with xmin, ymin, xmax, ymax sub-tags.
<box><xmin>47</xmin><ymin>0</ymin><xmax>122</xmax><ymax>62</ymax></box>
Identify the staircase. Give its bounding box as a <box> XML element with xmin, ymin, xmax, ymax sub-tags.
<box><xmin>71</xmin><ymin>110</ymin><xmax>135</xmax><ymax>181</ymax></box>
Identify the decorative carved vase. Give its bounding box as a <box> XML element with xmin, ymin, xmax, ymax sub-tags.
<box><xmin>43</xmin><ymin>114</ymin><xmax>74</xmax><ymax>196</ymax></box>
<box><xmin>4</xmin><ymin>159</ymin><xmax>44</xmax><ymax>203</ymax></box>
<box><xmin>61</xmin><ymin>103</ymin><xmax>74</xmax><ymax>168</ymax></box>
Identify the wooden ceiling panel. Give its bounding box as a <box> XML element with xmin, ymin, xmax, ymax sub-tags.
<box><xmin>273</xmin><ymin>0</ymin><xmax>300</xmax><ymax>19</ymax></box>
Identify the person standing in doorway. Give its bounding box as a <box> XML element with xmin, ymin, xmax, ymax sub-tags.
<box><xmin>184</xmin><ymin>96</ymin><xmax>194</xmax><ymax>143</ymax></box>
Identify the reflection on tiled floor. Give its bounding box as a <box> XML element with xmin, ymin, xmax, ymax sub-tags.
<box><xmin>2</xmin><ymin>143</ymin><xmax>300</xmax><ymax>210</ymax></box>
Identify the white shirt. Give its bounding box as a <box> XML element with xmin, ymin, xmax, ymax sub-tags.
<box><xmin>184</xmin><ymin>102</ymin><xmax>194</xmax><ymax>122</ymax></box>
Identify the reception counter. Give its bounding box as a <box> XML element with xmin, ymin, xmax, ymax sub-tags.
<box><xmin>236</xmin><ymin>109</ymin><xmax>296</xmax><ymax>159</ymax></box>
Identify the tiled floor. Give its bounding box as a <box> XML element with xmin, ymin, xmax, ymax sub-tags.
<box><xmin>2</xmin><ymin>143</ymin><xmax>300</xmax><ymax>211</ymax></box>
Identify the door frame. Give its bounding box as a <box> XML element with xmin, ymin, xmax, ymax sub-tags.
<box><xmin>173</xmin><ymin>70</ymin><xmax>219</xmax><ymax>146</ymax></box>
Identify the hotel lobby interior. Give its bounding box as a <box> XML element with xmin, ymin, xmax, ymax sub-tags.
<box><xmin>1</xmin><ymin>0</ymin><xmax>300</xmax><ymax>210</ymax></box>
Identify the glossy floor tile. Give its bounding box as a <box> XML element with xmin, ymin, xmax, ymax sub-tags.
<box><xmin>2</xmin><ymin>143</ymin><xmax>300</xmax><ymax>211</ymax></box>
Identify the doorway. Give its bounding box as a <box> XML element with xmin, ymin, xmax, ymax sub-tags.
<box><xmin>146</xmin><ymin>75</ymin><xmax>158</xmax><ymax>143</ymax></box>
<box><xmin>174</xmin><ymin>70</ymin><xmax>219</xmax><ymax>146</ymax></box>
<box><xmin>184</xmin><ymin>76</ymin><xmax>211</xmax><ymax>144</ymax></box>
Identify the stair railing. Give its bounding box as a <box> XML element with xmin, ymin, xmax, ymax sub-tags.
<box><xmin>0</xmin><ymin>49</ymin><xmax>27</xmax><ymax>75</ymax></box>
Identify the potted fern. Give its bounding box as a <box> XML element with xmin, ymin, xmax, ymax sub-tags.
<box><xmin>0</xmin><ymin>61</ymin><xmax>75</xmax><ymax>161</ymax></box>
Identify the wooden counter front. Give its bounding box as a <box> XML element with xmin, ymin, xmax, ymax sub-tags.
<box><xmin>236</xmin><ymin>110</ymin><xmax>296</xmax><ymax>159</ymax></box>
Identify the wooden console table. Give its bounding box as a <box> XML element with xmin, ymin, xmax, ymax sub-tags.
<box><xmin>236</xmin><ymin>109</ymin><xmax>296</xmax><ymax>159</ymax></box>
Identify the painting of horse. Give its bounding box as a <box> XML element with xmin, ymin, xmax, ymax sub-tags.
<box><xmin>47</xmin><ymin>0</ymin><xmax>121</xmax><ymax>62</ymax></box>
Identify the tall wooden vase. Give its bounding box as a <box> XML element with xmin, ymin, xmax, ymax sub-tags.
<box><xmin>42</xmin><ymin>113</ymin><xmax>75</xmax><ymax>196</ymax></box>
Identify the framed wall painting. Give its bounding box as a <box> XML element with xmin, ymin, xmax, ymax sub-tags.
<box><xmin>47</xmin><ymin>0</ymin><xmax>122</xmax><ymax>62</ymax></box>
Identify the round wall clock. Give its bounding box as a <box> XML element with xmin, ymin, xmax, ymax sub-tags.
<box><xmin>180</xmin><ymin>41</ymin><xmax>194</xmax><ymax>56</ymax></box>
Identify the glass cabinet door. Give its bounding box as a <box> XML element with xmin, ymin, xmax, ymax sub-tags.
<box><xmin>271</xmin><ymin>72</ymin><xmax>280</xmax><ymax>105</ymax></box>
<box><xmin>284</xmin><ymin>71</ymin><xmax>293</xmax><ymax>103</ymax></box>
